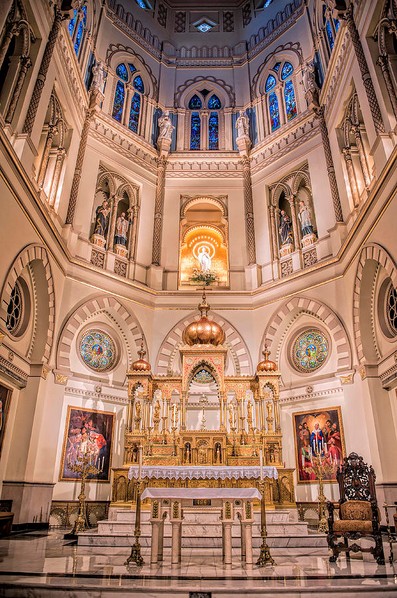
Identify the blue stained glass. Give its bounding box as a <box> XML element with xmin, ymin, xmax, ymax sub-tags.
<box><xmin>74</xmin><ymin>21</ymin><xmax>84</xmax><ymax>55</ymax></box>
<box><xmin>273</xmin><ymin>62</ymin><xmax>281</xmax><ymax>72</ymax></box>
<box><xmin>68</xmin><ymin>10</ymin><xmax>77</xmax><ymax>36</ymax></box>
<box><xmin>208</xmin><ymin>94</ymin><xmax>221</xmax><ymax>109</ymax></box>
<box><xmin>326</xmin><ymin>21</ymin><xmax>334</xmax><ymax>50</ymax></box>
<box><xmin>284</xmin><ymin>79</ymin><xmax>297</xmax><ymax>121</ymax></box>
<box><xmin>133</xmin><ymin>75</ymin><xmax>144</xmax><ymax>93</ymax></box>
<box><xmin>281</xmin><ymin>62</ymin><xmax>294</xmax><ymax>80</ymax></box>
<box><xmin>82</xmin><ymin>5</ymin><xmax>87</xmax><ymax>24</ymax></box>
<box><xmin>112</xmin><ymin>81</ymin><xmax>125</xmax><ymax>122</ymax></box>
<box><xmin>208</xmin><ymin>112</ymin><xmax>219</xmax><ymax>150</ymax></box>
<box><xmin>116</xmin><ymin>63</ymin><xmax>128</xmax><ymax>81</ymax></box>
<box><xmin>129</xmin><ymin>92</ymin><xmax>141</xmax><ymax>133</ymax></box>
<box><xmin>188</xmin><ymin>94</ymin><xmax>202</xmax><ymax>110</ymax></box>
<box><xmin>268</xmin><ymin>92</ymin><xmax>280</xmax><ymax>131</ymax></box>
<box><xmin>128</xmin><ymin>63</ymin><xmax>137</xmax><ymax>74</ymax></box>
<box><xmin>190</xmin><ymin>112</ymin><xmax>201</xmax><ymax>150</ymax></box>
<box><xmin>265</xmin><ymin>74</ymin><xmax>276</xmax><ymax>92</ymax></box>
<box><xmin>334</xmin><ymin>18</ymin><xmax>340</xmax><ymax>32</ymax></box>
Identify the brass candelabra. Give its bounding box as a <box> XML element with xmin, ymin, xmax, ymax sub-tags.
<box><xmin>125</xmin><ymin>478</ymin><xmax>144</xmax><ymax>567</ymax></box>
<box><xmin>68</xmin><ymin>452</ymin><xmax>102</xmax><ymax>535</ymax></box>
<box><xmin>256</xmin><ymin>479</ymin><xmax>275</xmax><ymax>566</ymax></box>
<box><xmin>304</xmin><ymin>450</ymin><xmax>336</xmax><ymax>533</ymax></box>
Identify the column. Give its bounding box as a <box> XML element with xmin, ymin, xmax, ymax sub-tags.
<box><xmin>201</xmin><ymin>110</ymin><xmax>208</xmax><ymax>150</ymax></box>
<box><xmin>241</xmin><ymin>156</ymin><xmax>257</xmax><ymax>265</ymax></box>
<box><xmin>150</xmin><ymin>521</ymin><xmax>161</xmax><ymax>564</ymax></box>
<box><xmin>222</xmin><ymin>522</ymin><xmax>233</xmax><ymax>564</ymax></box>
<box><xmin>0</xmin><ymin>20</ymin><xmax>17</xmax><ymax>70</ymax></box>
<box><xmin>377</xmin><ymin>54</ymin><xmax>397</xmax><ymax>120</ymax></box>
<box><xmin>170</xmin><ymin>500</ymin><xmax>183</xmax><ymax>565</ymax></box>
<box><xmin>151</xmin><ymin>156</ymin><xmax>167</xmax><ymax>266</ymax></box>
<box><xmin>5</xmin><ymin>55</ymin><xmax>32</xmax><ymax>123</ymax></box>
<box><xmin>315</xmin><ymin>107</ymin><xmax>343</xmax><ymax>223</ymax></box>
<box><xmin>353</xmin><ymin>125</ymin><xmax>371</xmax><ymax>187</ymax></box>
<box><xmin>344</xmin><ymin>6</ymin><xmax>385</xmax><ymax>135</ymax></box>
<box><xmin>37</xmin><ymin>127</ymin><xmax>55</xmax><ymax>188</ymax></box>
<box><xmin>343</xmin><ymin>147</ymin><xmax>360</xmax><ymax>207</ymax></box>
<box><xmin>287</xmin><ymin>194</ymin><xmax>300</xmax><ymax>251</ymax></box>
<box><xmin>107</xmin><ymin>195</ymin><xmax>118</xmax><ymax>251</ymax></box>
<box><xmin>244</xmin><ymin>522</ymin><xmax>253</xmax><ymax>564</ymax></box>
<box><xmin>22</xmin><ymin>7</ymin><xmax>65</xmax><ymax>136</ymax></box>
<box><xmin>49</xmin><ymin>147</ymin><xmax>66</xmax><ymax>207</ymax></box>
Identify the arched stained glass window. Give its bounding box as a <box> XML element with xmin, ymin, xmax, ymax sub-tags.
<box><xmin>190</xmin><ymin>112</ymin><xmax>201</xmax><ymax>149</ymax></box>
<box><xmin>116</xmin><ymin>63</ymin><xmax>128</xmax><ymax>81</ymax></box>
<box><xmin>326</xmin><ymin>20</ymin><xmax>334</xmax><ymax>50</ymax></box>
<box><xmin>128</xmin><ymin>63</ymin><xmax>137</xmax><ymax>74</ymax></box>
<box><xmin>273</xmin><ymin>62</ymin><xmax>281</xmax><ymax>72</ymax></box>
<box><xmin>112</xmin><ymin>81</ymin><xmax>125</xmax><ymax>122</ymax></box>
<box><xmin>208</xmin><ymin>112</ymin><xmax>219</xmax><ymax>150</ymax></box>
<box><xmin>268</xmin><ymin>92</ymin><xmax>280</xmax><ymax>131</ymax></box>
<box><xmin>281</xmin><ymin>61</ymin><xmax>293</xmax><ymax>80</ymax></box>
<box><xmin>189</xmin><ymin>94</ymin><xmax>202</xmax><ymax>110</ymax></box>
<box><xmin>133</xmin><ymin>75</ymin><xmax>144</xmax><ymax>93</ymax></box>
<box><xmin>129</xmin><ymin>92</ymin><xmax>141</xmax><ymax>133</ymax></box>
<box><xmin>208</xmin><ymin>94</ymin><xmax>221</xmax><ymax>109</ymax></box>
<box><xmin>265</xmin><ymin>74</ymin><xmax>276</xmax><ymax>92</ymax></box>
<box><xmin>68</xmin><ymin>5</ymin><xmax>87</xmax><ymax>57</ymax></box>
<box><xmin>284</xmin><ymin>80</ymin><xmax>297</xmax><ymax>121</ymax></box>
<box><xmin>334</xmin><ymin>18</ymin><xmax>340</xmax><ymax>32</ymax></box>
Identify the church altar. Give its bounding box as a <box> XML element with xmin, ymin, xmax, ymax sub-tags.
<box><xmin>128</xmin><ymin>465</ymin><xmax>278</xmax><ymax>481</ymax></box>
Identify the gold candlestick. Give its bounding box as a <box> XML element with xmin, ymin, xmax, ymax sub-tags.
<box><xmin>125</xmin><ymin>478</ymin><xmax>144</xmax><ymax>567</ymax></box>
<box><xmin>171</xmin><ymin>425</ymin><xmax>177</xmax><ymax>457</ymax></box>
<box><xmin>68</xmin><ymin>452</ymin><xmax>102</xmax><ymax>535</ymax></box>
<box><xmin>161</xmin><ymin>415</ymin><xmax>168</xmax><ymax>444</ymax></box>
<box><xmin>304</xmin><ymin>451</ymin><xmax>336</xmax><ymax>533</ymax></box>
<box><xmin>256</xmin><ymin>479</ymin><xmax>275</xmax><ymax>566</ymax></box>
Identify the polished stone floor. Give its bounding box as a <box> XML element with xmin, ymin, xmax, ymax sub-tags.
<box><xmin>0</xmin><ymin>530</ymin><xmax>396</xmax><ymax>597</ymax></box>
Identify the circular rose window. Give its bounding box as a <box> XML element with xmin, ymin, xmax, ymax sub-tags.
<box><xmin>80</xmin><ymin>329</ymin><xmax>116</xmax><ymax>372</ymax></box>
<box><xmin>292</xmin><ymin>329</ymin><xmax>329</xmax><ymax>373</ymax></box>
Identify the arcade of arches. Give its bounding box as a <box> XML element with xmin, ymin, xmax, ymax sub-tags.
<box><xmin>0</xmin><ymin>0</ymin><xmax>396</xmax><ymax>594</ymax></box>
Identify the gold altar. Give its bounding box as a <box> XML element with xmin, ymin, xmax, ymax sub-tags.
<box><xmin>111</xmin><ymin>292</ymin><xmax>295</xmax><ymax>508</ymax></box>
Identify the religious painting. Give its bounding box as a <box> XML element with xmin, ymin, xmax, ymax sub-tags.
<box><xmin>293</xmin><ymin>406</ymin><xmax>345</xmax><ymax>484</ymax></box>
<box><xmin>0</xmin><ymin>385</ymin><xmax>12</xmax><ymax>458</ymax></box>
<box><xmin>60</xmin><ymin>406</ymin><xmax>114</xmax><ymax>482</ymax></box>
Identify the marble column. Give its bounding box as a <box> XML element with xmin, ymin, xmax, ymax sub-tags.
<box><xmin>353</xmin><ymin>125</ymin><xmax>371</xmax><ymax>188</ymax></box>
<box><xmin>5</xmin><ymin>54</ymin><xmax>31</xmax><ymax>123</ymax></box>
<box><xmin>241</xmin><ymin>156</ymin><xmax>257</xmax><ymax>265</ymax></box>
<box><xmin>343</xmin><ymin>147</ymin><xmax>360</xmax><ymax>207</ymax></box>
<box><xmin>150</xmin><ymin>521</ymin><xmax>162</xmax><ymax>564</ymax></box>
<box><xmin>244</xmin><ymin>522</ymin><xmax>253</xmax><ymax>564</ymax></box>
<box><xmin>151</xmin><ymin>155</ymin><xmax>167</xmax><ymax>266</ymax></box>
<box><xmin>171</xmin><ymin>520</ymin><xmax>182</xmax><ymax>564</ymax></box>
<box><xmin>377</xmin><ymin>54</ymin><xmax>397</xmax><ymax>120</ymax></box>
<box><xmin>222</xmin><ymin>522</ymin><xmax>233</xmax><ymax>564</ymax></box>
<box><xmin>315</xmin><ymin>107</ymin><xmax>343</xmax><ymax>223</ymax></box>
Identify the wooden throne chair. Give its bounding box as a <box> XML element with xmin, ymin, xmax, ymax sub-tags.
<box><xmin>327</xmin><ymin>452</ymin><xmax>385</xmax><ymax>565</ymax></box>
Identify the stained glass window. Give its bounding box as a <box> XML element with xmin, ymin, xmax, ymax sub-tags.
<box><xmin>133</xmin><ymin>75</ymin><xmax>145</xmax><ymax>93</ymax></box>
<box><xmin>292</xmin><ymin>329</ymin><xmax>329</xmax><ymax>373</ymax></box>
<box><xmin>284</xmin><ymin>80</ymin><xmax>297</xmax><ymax>121</ymax></box>
<box><xmin>208</xmin><ymin>94</ymin><xmax>221</xmax><ymax>109</ymax></box>
<box><xmin>189</xmin><ymin>94</ymin><xmax>202</xmax><ymax>110</ymax></box>
<box><xmin>326</xmin><ymin>20</ymin><xmax>334</xmax><ymax>50</ymax></box>
<box><xmin>268</xmin><ymin>92</ymin><xmax>280</xmax><ymax>131</ymax></box>
<box><xmin>281</xmin><ymin>61</ymin><xmax>293</xmax><ymax>80</ymax></box>
<box><xmin>334</xmin><ymin>18</ymin><xmax>340</xmax><ymax>33</ymax></box>
<box><xmin>6</xmin><ymin>282</ymin><xmax>23</xmax><ymax>334</ymax></box>
<box><xmin>128</xmin><ymin>63</ymin><xmax>137</xmax><ymax>74</ymax></box>
<box><xmin>265</xmin><ymin>74</ymin><xmax>276</xmax><ymax>92</ymax></box>
<box><xmin>208</xmin><ymin>112</ymin><xmax>219</xmax><ymax>150</ymax></box>
<box><xmin>116</xmin><ymin>63</ymin><xmax>128</xmax><ymax>81</ymax></box>
<box><xmin>190</xmin><ymin>112</ymin><xmax>201</xmax><ymax>149</ymax></box>
<box><xmin>68</xmin><ymin>10</ymin><xmax>77</xmax><ymax>36</ymax></box>
<box><xmin>74</xmin><ymin>21</ymin><xmax>84</xmax><ymax>55</ymax></box>
<box><xmin>193</xmin><ymin>369</ymin><xmax>215</xmax><ymax>384</ymax></box>
<box><xmin>80</xmin><ymin>330</ymin><xmax>116</xmax><ymax>372</ymax></box>
<box><xmin>129</xmin><ymin>92</ymin><xmax>141</xmax><ymax>133</ymax></box>
<box><xmin>112</xmin><ymin>81</ymin><xmax>125</xmax><ymax>122</ymax></box>
<box><xmin>387</xmin><ymin>286</ymin><xmax>397</xmax><ymax>335</ymax></box>
<box><xmin>273</xmin><ymin>62</ymin><xmax>281</xmax><ymax>72</ymax></box>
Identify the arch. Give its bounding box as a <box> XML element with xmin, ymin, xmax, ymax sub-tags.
<box><xmin>187</xmin><ymin>360</ymin><xmax>221</xmax><ymax>390</ymax></box>
<box><xmin>0</xmin><ymin>244</ymin><xmax>55</xmax><ymax>364</ymax></box>
<box><xmin>106</xmin><ymin>44</ymin><xmax>158</xmax><ymax>99</ymax></box>
<box><xmin>271</xmin><ymin>182</ymin><xmax>291</xmax><ymax>206</ymax></box>
<box><xmin>261</xmin><ymin>296</ymin><xmax>352</xmax><ymax>371</ymax></box>
<box><xmin>353</xmin><ymin>243</ymin><xmax>397</xmax><ymax>364</ymax></box>
<box><xmin>175</xmin><ymin>76</ymin><xmax>235</xmax><ymax>108</ymax></box>
<box><xmin>181</xmin><ymin>195</ymin><xmax>227</xmax><ymax>219</ymax></box>
<box><xmin>252</xmin><ymin>43</ymin><xmax>303</xmax><ymax>99</ymax></box>
<box><xmin>56</xmin><ymin>295</ymin><xmax>148</xmax><ymax>372</ymax></box>
<box><xmin>155</xmin><ymin>313</ymin><xmax>253</xmax><ymax>376</ymax></box>
<box><xmin>291</xmin><ymin>169</ymin><xmax>311</xmax><ymax>195</ymax></box>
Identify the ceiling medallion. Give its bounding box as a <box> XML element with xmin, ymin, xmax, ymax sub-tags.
<box><xmin>193</xmin><ymin>17</ymin><xmax>217</xmax><ymax>33</ymax></box>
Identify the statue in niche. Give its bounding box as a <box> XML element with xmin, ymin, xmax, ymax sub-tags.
<box><xmin>197</xmin><ymin>246</ymin><xmax>211</xmax><ymax>273</ymax></box>
<box><xmin>91</xmin><ymin>61</ymin><xmax>105</xmax><ymax>93</ymax></box>
<box><xmin>153</xmin><ymin>399</ymin><xmax>161</xmax><ymax>421</ymax></box>
<box><xmin>228</xmin><ymin>403</ymin><xmax>235</xmax><ymax>429</ymax></box>
<box><xmin>184</xmin><ymin>442</ymin><xmax>192</xmax><ymax>464</ymax></box>
<box><xmin>158</xmin><ymin>110</ymin><xmax>174</xmax><ymax>141</ymax></box>
<box><xmin>302</xmin><ymin>60</ymin><xmax>320</xmax><ymax>109</ymax></box>
<box><xmin>214</xmin><ymin>442</ymin><xmax>222</xmax><ymax>464</ymax></box>
<box><xmin>298</xmin><ymin>201</ymin><xmax>315</xmax><ymax>237</ymax></box>
<box><xmin>279</xmin><ymin>210</ymin><xmax>293</xmax><ymax>245</ymax></box>
<box><xmin>235</xmin><ymin>110</ymin><xmax>249</xmax><ymax>139</ymax></box>
<box><xmin>94</xmin><ymin>200</ymin><xmax>110</xmax><ymax>238</ymax></box>
<box><xmin>247</xmin><ymin>400</ymin><xmax>253</xmax><ymax>429</ymax></box>
<box><xmin>114</xmin><ymin>212</ymin><xmax>130</xmax><ymax>246</ymax></box>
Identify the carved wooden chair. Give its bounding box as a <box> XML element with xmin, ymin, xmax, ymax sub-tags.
<box><xmin>327</xmin><ymin>452</ymin><xmax>385</xmax><ymax>565</ymax></box>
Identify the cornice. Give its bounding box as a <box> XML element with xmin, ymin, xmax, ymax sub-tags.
<box><xmin>279</xmin><ymin>385</ymin><xmax>343</xmax><ymax>405</ymax></box>
<box><xmin>64</xmin><ymin>385</ymin><xmax>128</xmax><ymax>406</ymax></box>
<box><xmin>105</xmin><ymin>8</ymin><xmax>162</xmax><ymax>61</ymax></box>
<box><xmin>56</xmin><ymin>28</ymin><xmax>89</xmax><ymax>122</ymax></box>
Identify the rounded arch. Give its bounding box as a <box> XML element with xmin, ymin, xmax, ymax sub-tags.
<box><xmin>261</xmin><ymin>296</ymin><xmax>352</xmax><ymax>371</ymax></box>
<box><xmin>271</xmin><ymin>182</ymin><xmax>291</xmax><ymax>206</ymax></box>
<box><xmin>353</xmin><ymin>243</ymin><xmax>397</xmax><ymax>364</ymax></box>
<box><xmin>0</xmin><ymin>244</ymin><xmax>55</xmax><ymax>364</ymax></box>
<box><xmin>291</xmin><ymin>169</ymin><xmax>312</xmax><ymax>195</ymax></box>
<box><xmin>252</xmin><ymin>43</ymin><xmax>303</xmax><ymax>99</ymax></box>
<box><xmin>175</xmin><ymin>76</ymin><xmax>235</xmax><ymax>108</ymax></box>
<box><xmin>155</xmin><ymin>312</ymin><xmax>253</xmax><ymax>376</ymax></box>
<box><xmin>116</xmin><ymin>182</ymin><xmax>138</xmax><ymax>206</ymax></box>
<box><xmin>181</xmin><ymin>195</ymin><xmax>227</xmax><ymax>219</ymax></box>
<box><xmin>106</xmin><ymin>44</ymin><xmax>158</xmax><ymax>99</ymax></box>
<box><xmin>56</xmin><ymin>295</ymin><xmax>148</xmax><ymax>372</ymax></box>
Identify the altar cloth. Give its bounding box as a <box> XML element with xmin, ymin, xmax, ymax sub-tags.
<box><xmin>128</xmin><ymin>465</ymin><xmax>278</xmax><ymax>481</ymax></box>
<box><xmin>141</xmin><ymin>487</ymin><xmax>262</xmax><ymax>501</ymax></box>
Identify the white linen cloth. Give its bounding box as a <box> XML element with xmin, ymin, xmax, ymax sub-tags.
<box><xmin>141</xmin><ymin>487</ymin><xmax>262</xmax><ymax>501</ymax></box>
<box><xmin>128</xmin><ymin>465</ymin><xmax>278</xmax><ymax>481</ymax></box>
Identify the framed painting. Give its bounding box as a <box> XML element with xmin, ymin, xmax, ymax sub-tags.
<box><xmin>293</xmin><ymin>406</ymin><xmax>345</xmax><ymax>484</ymax></box>
<box><xmin>60</xmin><ymin>406</ymin><xmax>114</xmax><ymax>482</ymax></box>
<box><xmin>0</xmin><ymin>385</ymin><xmax>12</xmax><ymax>458</ymax></box>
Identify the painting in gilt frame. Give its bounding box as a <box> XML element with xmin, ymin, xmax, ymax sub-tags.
<box><xmin>293</xmin><ymin>406</ymin><xmax>345</xmax><ymax>484</ymax></box>
<box><xmin>0</xmin><ymin>385</ymin><xmax>12</xmax><ymax>457</ymax></box>
<box><xmin>60</xmin><ymin>406</ymin><xmax>114</xmax><ymax>482</ymax></box>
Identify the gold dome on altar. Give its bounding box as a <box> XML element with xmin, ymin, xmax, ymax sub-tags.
<box><xmin>257</xmin><ymin>346</ymin><xmax>277</xmax><ymax>372</ymax></box>
<box><xmin>183</xmin><ymin>291</ymin><xmax>225</xmax><ymax>346</ymax></box>
<box><xmin>131</xmin><ymin>342</ymin><xmax>151</xmax><ymax>372</ymax></box>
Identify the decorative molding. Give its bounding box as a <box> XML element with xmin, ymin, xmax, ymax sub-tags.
<box><xmin>248</xmin><ymin>1</ymin><xmax>304</xmax><ymax>59</ymax></box>
<box><xmin>105</xmin><ymin>6</ymin><xmax>162</xmax><ymax>60</ymax></box>
<box><xmin>54</xmin><ymin>371</ymin><xmax>68</xmax><ymax>386</ymax></box>
<box><xmin>57</xmin><ymin>28</ymin><xmax>87</xmax><ymax>121</ymax></box>
<box><xmin>337</xmin><ymin>371</ymin><xmax>355</xmax><ymax>385</ymax></box>
<box><xmin>64</xmin><ymin>385</ymin><xmax>128</xmax><ymax>406</ymax></box>
<box><xmin>0</xmin><ymin>356</ymin><xmax>28</xmax><ymax>388</ymax></box>
<box><xmin>279</xmin><ymin>385</ymin><xmax>343</xmax><ymax>405</ymax></box>
<box><xmin>175</xmin><ymin>76</ymin><xmax>235</xmax><ymax>109</ymax></box>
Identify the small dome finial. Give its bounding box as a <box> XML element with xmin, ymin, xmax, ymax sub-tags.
<box><xmin>257</xmin><ymin>342</ymin><xmax>277</xmax><ymax>372</ymax></box>
<box><xmin>131</xmin><ymin>340</ymin><xmax>151</xmax><ymax>372</ymax></box>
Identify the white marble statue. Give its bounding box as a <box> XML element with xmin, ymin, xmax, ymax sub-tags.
<box><xmin>235</xmin><ymin>110</ymin><xmax>249</xmax><ymax>138</ymax></box>
<box><xmin>197</xmin><ymin>246</ymin><xmax>211</xmax><ymax>273</ymax></box>
<box><xmin>298</xmin><ymin>201</ymin><xmax>314</xmax><ymax>237</ymax></box>
<box><xmin>158</xmin><ymin>110</ymin><xmax>174</xmax><ymax>141</ymax></box>
<box><xmin>91</xmin><ymin>61</ymin><xmax>105</xmax><ymax>93</ymax></box>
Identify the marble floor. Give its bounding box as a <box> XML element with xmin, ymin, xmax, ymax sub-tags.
<box><xmin>0</xmin><ymin>531</ymin><xmax>396</xmax><ymax>597</ymax></box>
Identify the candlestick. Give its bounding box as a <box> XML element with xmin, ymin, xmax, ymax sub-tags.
<box><xmin>138</xmin><ymin>445</ymin><xmax>142</xmax><ymax>480</ymax></box>
<box><xmin>260</xmin><ymin>448</ymin><xmax>264</xmax><ymax>480</ymax></box>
